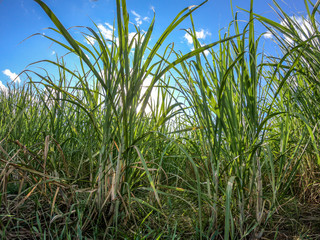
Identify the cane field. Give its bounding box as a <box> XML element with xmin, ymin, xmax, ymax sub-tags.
<box><xmin>1</xmin><ymin>0</ymin><xmax>320</xmax><ymax>239</ymax></box>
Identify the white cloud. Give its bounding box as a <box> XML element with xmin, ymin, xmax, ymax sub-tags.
<box><xmin>136</xmin><ymin>19</ymin><xmax>143</xmax><ymax>26</ymax></box>
<box><xmin>184</xmin><ymin>29</ymin><xmax>211</xmax><ymax>44</ymax></box>
<box><xmin>191</xmin><ymin>44</ymin><xmax>210</xmax><ymax>56</ymax></box>
<box><xmin>0</xmin><ymin>80</ymin><xmax>8</xmax><ymax>94</ymax></box>
<box><xmin>82</xmin><ymin>22</ymin><xmax>117</xmax><ymax>47</ymax></box>
<box><xmin>87</xmin><ymin>21</ymin><xmax>144</xmax><ymax>49</ymax></box>
<box><xmin>128</xmin><ymin>32</ymin><xmax>145</xmax><ymax>48</ymax></box>
<box><xmin>185</xmin><ymin>29</ymin><xmax>211</xmax><ymax>56</ymax></box>
<box><xmin>97</xmin><ymin>22</ymin><xmax>119</xmax><ymax>46</ymax></box>
<box><xmin>280</xmin><ymin>16</ymin><xmax>315</xmax><ymax>44</ymax></box>
<box><xmin>128</xmin><ymin>32</ymin><xmax>137</xmax><ymax>42</ymax></box>
<box><xmin>138</xmin><ymin>75</ymin><xmax>158</xmax><ymax>114</ymax></box>
<box><xmin>98</xmin><ymin>23</ymin><xmax>114</xmax><ymax>40</ymax></box>
<box><xmin>85</xmin><ymin>36</ymin><xmax>96</xmax><ymax>45</ymax></box>
<box><xmin>263</xmin><ymin>31</ymin><xmax>273</xmax><ymax>39</ymax></box>
<box><xmin>51</xmin><ymin>50</ymin><xmax>56</xmax><ymax>55</ymax></box>
<box><xmin>184</xmin><ymin>33</ymin><xmax>193</xmax><ymax>44</ymax></box>
<box><xmin>197</xmin><ymin>29</ymin><xmax>211</xmax><ymax>39</ymax></box>
<box><xmin>2</xmin><ymin>69</ymin><xmax>21</xmax><ymax>84</ymax></box>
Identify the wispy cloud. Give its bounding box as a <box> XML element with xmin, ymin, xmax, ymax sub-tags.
<box><xmin>51</xmin><ymin>50</ymin><xmax>56</xmax><ymax>55</ymax></box>
<box><xmin>131</xmin><ymin>11</ymin><xmax>142</xmax><ymax>26</ymax></box>
<box><xmin>2</xmin><ymin>69</ymin><xmax>21</xmax><ymax>84</ymax></box>
<box><xmin>131</xmin><ymin>10</ymin><xmax>149</xmax><ymax>26</ymax></box>
<box><xmin>184</xmin><ymin>29</ymin><xmax>211</xmax><ymax>44</ymax></box>
<box><xmin>105</xmin><ymin>22</ymin><xmax>114</xmax><ymax>30</ymax></box>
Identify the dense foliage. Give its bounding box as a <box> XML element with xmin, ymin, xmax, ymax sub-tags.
<box><xmin>1</xmin><ymin>0</ymin><xmax>320</xmax><ymax>239</ymax></box>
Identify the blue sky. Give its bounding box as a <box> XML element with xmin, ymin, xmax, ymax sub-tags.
<box><xmin>0</xmin><ymin>0</ymin><xmax>311</xmax><ymax>90</ymax></box>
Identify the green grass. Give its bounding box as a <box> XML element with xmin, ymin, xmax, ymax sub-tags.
<box><xmin>1</xmin><ymin>0</ymin><xmax>320</xmax><ymax>239</ymax></box>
